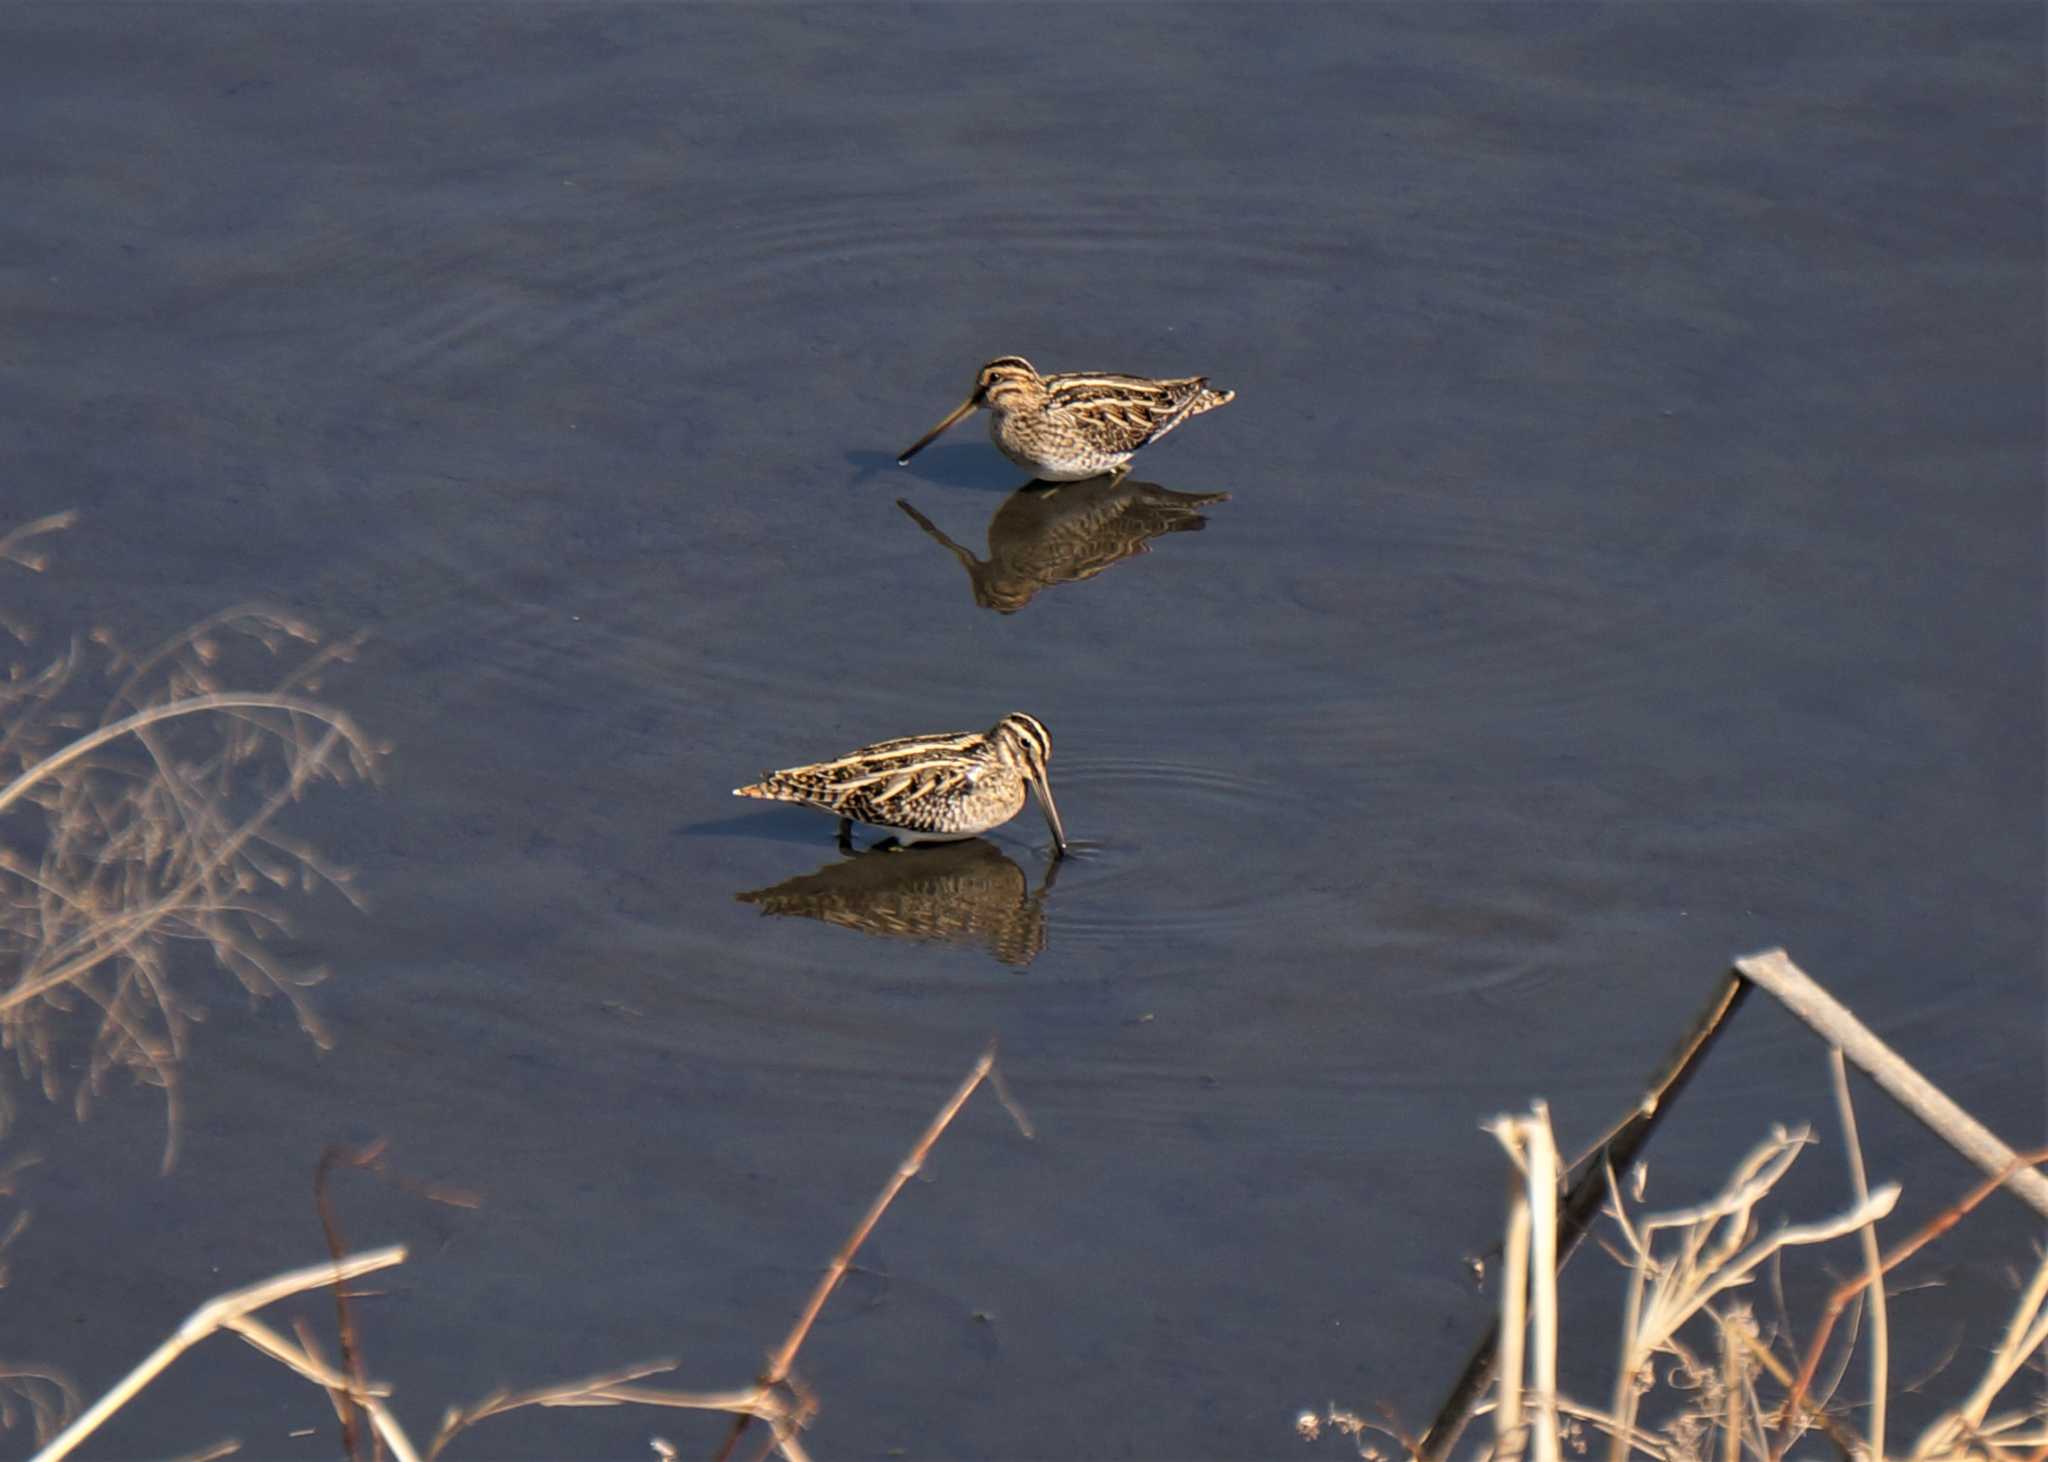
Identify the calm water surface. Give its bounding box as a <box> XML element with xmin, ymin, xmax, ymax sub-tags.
<box><xmin>1</xmin><ymin>6</ymin><xmax>2040</xmax><ymax>1458</ymax></box>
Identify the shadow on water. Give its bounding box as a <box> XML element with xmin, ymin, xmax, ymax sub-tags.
<box><xmin>680</xmin><ymin>806</ymin><xmax>852</xmax><ymax>846</ymax></box>
<box><xmin>736</xmin><ymin>839</ymin><xmax>1059</xmax><ymax>968</ymax></box>
<box><xmin>848</xmin><ymin>444</ymin><xmax>1025</xmax><ymax>492</ymax></box>
<box><xmin>896</xmin><ymin>475</ymin><xmax>1230</xmax><ymax>613</ymax></box>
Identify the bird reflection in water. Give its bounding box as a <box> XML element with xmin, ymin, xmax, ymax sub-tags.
<box><xmin>736</xmin><ymin>839</ymin><xmax>1059</xmax><ymax>968</ymax></box>
<box><xmin>896</xmin><ymin>473</ymin><xmax>1229</xmax><ymax>614</ymax></box>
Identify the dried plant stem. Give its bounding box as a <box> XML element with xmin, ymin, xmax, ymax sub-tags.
<box><xmin>0</xmin><ymin>511</ymin><xmax>79</xmax><ymax>571</ymax></box>
<box><xmin>766</xmin><ymin>1040</ymin><xmax>1003</xmax><ymax>1385</ymax></box>
<box><xmin>219</xmin><ymin>1315</ymin><xmax>418</xmax><ymax>1462</ymax></box>
<box><xmin>0</xmin><ymin>692</ymin><xmax>367</xmax><ymax>822</ymax></box>
<box><xmin>30</xmin><ymin>1246</ymin><xmax>407</xmax><ymax>1462</ymax></box>
<box><xmin>1736</xmin><ymin>949</ymin><xmax>2048</xmax><ymax>1220</ymax></box>
<box><xmin>715</xmin><ymin>1041</ymin><xmax>1021</xmax><ymax>1462</ymax></box>
<box><xmin>1488</xmin><ymin>1106</ymin><xmax>1562</xmax><ymax>1462</ymax></box>
<box><xmin>1719</xmin><ymin>1321</ymin><xmax>1742</xmax><ymax>1462</ymax></box>
<box><xmin>1422</xmin><ymin>969</ymin><xmax>1751</xmax><ymax>1462</ymax></box>
<box><xmin>1937</xmin><ymin>1243</ymin><xmax>2048</xmax><ymax>1447</ymax></box>
<box><xmin>1497</xmin><ymin>1165</ymin><xmax>1531</xmax><ymax>1457</ymax></box>
<box><xmin>1829</xmin><ymin>1047</ymin><xmax>1888</xmax><ymax>1462</ymax></box>
<box><xmin>1525</xmin><ymin>1114</ymin><xmax>1560</xmax><ymax>1462</ymax></box>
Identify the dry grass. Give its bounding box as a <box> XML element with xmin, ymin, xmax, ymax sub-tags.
<box><xmin>0</xmin><ymin>511</ymin><xmax>377</xmax><ymax>1453</ymax></box>
<box><xmin>27</xmin><ymin>1044</ymin><xmax>1029</xmax><ymax>1462</ymax></box>
<box><xmin>0</xmin><ymin>512</ymin><xmax>378</xmax><ymax>1171</ymax></box>
<box><xmin>1303</xmin><ymin>1049</ymin><xmax>2046</xmax><ymax>1462</ymax></box>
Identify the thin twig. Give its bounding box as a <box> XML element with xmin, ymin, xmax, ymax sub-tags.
<box><xmin>1830</xmin><ymin>1047</ymin><xmax>1889</xmax><ymax>1462</ymax></box>
<box><xmin>317</xmin><ymin>1141</ymin><xmax>392</xmax><ymax>1462</ymax></box>
<box><xmin>715</xmin><ymin>1041</ymin><xmax>1024</xmax><ymax>1462</ymax></box>
<box><xmin>766</xmin><ymin>1041</ymin><xmax>1010</xmax><ymax>1385</ymax></box>
<box><xmin>30</xmin><ymin>1246</ymin><xmax>407</xmax><ymax>1462</ymax></box>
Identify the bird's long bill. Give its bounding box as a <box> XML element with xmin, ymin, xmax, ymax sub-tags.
<box><xmin>1031</xmin><ymin>771</ymin><xmax>1069</xmax><ymax>858</ymax></box>
<box><xmin>897</xmin><ymin>393</ymin><xmax>980</xmax><ymax>465</ymax></box>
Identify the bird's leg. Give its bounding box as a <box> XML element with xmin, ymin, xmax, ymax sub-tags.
<box><xmin>836</xmin><ymin>817</ymin><xmax>853</xmax><ymax>852</ymax></box>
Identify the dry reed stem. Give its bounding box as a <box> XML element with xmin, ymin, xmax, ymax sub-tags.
<box><xmin>423</xmin><ymin>1366</ymin><xmax>826</xmax><ymax>1461</ymax></box>
<box><xmin>30</xmin><ymin>1245</ymin><xmax>408</xmax><ymax>1462</ymax></box>
<box><xmin>291</xmin><ymin>1315</ymin><xmax>356</xmax><ymax>1441</ymax></box>
<box><xmin>714</xmin><ymin>1040</ymin><xmax>1026</xmax><ymax>1462</ymax></box>
<box><xmin>1829</xmin><ymin>1046</ymin><xmax>1889</xmax><ymax>1461</ymax></box>
<box><xmin>1744</xmin><ymin>1322</ymin><xmax>1863</xmax><ymax>1455</ymax></box>
<box><xmin>1525</xmin><ymin>1114</ymin><xmax>1561</xmax><ymax>1462</ymax></box>
<box><xmin>1497</xmin><ymin>1153</ymin><xmax>1532</xmax><ymax>1458</ymax></box>
<box><xmin>769</xmin><ymin>1041</ymin><xmax>1008</xmax><ymax>1385</ymax></box>
<box><xmin>1358</xmin><ymin>956</ymin><xmax>2041</xmax><ymax>1462</ymax></box>
<box><xmin>314</xmin><ymin>1140</ymin><xmax>391</xmax><ymax>1462</ymax></box>
<box><xmin>1467</xmin><ymin>1392</ymin><xmax>1682</xmax><ymax>1462</ymax></box>
<box><xmin>220</xmin><ymin>1314</ymin><xmax>418</xmax><ymax>1462</ymax></box>
<box><xmin>162</xmin><ymin>1440</ymin><xmax>241</xmax><ymax>1462</ymax></box>
<box><xmin>1578</xmin><ymin>1120</ymin><xmax>1902</xmax><ymax>1462</ymax></box>
<box><xmin>1927</xmin><ymin>1243</ymin><xmax>2048</xmax><ymax>1454</ymax></box>
<box><xmin>1488</xmin><ymin>1107</ymin><xmax>1563</xmax><ymax>1462</ymax></box>
<box><xmin>1421</xmin><ymin>969</ymin><xmax>1752</xmax><ymax>1462</ymax></box>
<box><xmin>1735</xmin><ymin>950</ymin><xmax>2048</xmax><ymax>1221</ymax></box>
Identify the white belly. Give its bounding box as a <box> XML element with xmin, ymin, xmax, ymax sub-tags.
<box><xmin>868</xmin><ymin>823</ymin><xmax>980</xmax><ymax>846</ymax></box>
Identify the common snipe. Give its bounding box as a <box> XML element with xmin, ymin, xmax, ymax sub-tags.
<box><xmin>898</xmin><ymin>356</ymin><xmax>1235</xmax><ymax>482</ymax></box>
<box><xmin>734</xmin><ymin>712</ymin><xmax>1068</xmax><ymax>857</ymax></box>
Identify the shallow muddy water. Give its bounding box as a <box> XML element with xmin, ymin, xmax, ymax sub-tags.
<box><xmin>1</xmin><ymin>6</ymin><xmax>2041</xmax><ymax>1458</ymax></box>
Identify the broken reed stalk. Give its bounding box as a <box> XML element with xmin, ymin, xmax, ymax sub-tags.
<box><xmin>30</xmin><ymin>1246</ymin><xmax>409</xmax><ymax>1462</ymax></box>
<box><xmin>714</xmin><ymin>1040</ymin><xmax>1023</xmax><ymax>1462</ymax></box>
<box><xmin>1734</xmin><ymin>949</ymin><xmax>2048</xmax><ymax>1221</ymax></box>
<box><xmin>1419</xmin><ymin>968</ymin><xmax>1752</xmax><ymax>1461</ymax></box>
<box><xmin>1487</xmin><ymin>1107</ymin><xmax>1562</xmax><ymax>1462</ymax></box>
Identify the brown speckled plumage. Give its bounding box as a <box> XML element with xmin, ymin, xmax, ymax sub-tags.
<box><xmin>898</xmin><ymin>356</ymin><xmax>1235</xmax><ymax>481</ymax></box>
<box><xmin>734</xmin><ymin>712</ymin><xmax>1067</xmax><ymax>855</ymax></box>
